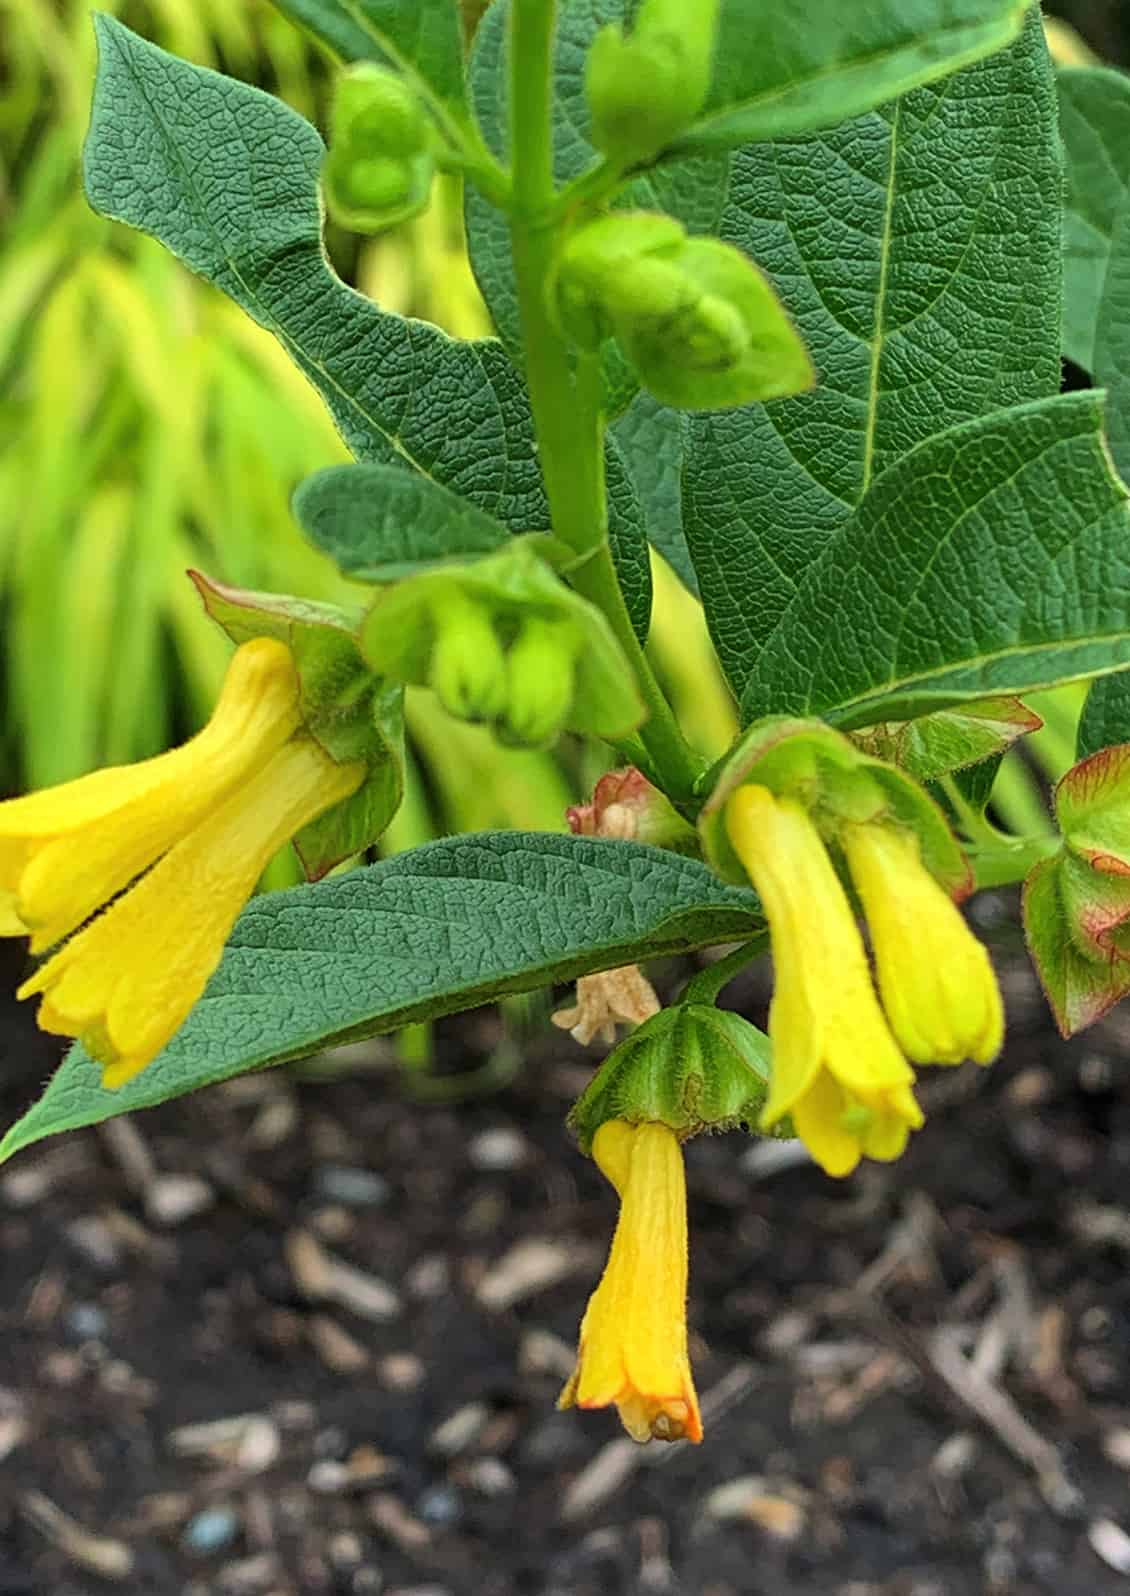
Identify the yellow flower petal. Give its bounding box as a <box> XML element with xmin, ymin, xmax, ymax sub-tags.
<box><xmin>726</xmin><ymin>783</ymin><xmax>921</xmax><ymax>1176</ymax></box>
<box><xmin>559</xmin><ymin>1120</ymin><xmax>702</xmax><ymax>1443</ymax></box>
<box><xmin>0</xmin><ymin>893</ymin><xmax>28</xmax><ymax>937</ymax></box>
<box><xmin>21</xmin><ymin>738</ymin><xmax>362</xmax><ymax>1087</ymax></box>
<box><xmin>790</xmin><ymin>1071</ymin><xmax>866</xmax><ymax>1178</ymax></box>
<box><xmin>0</xmin><ymin>839</ymin><xmax>30</xmax><ymax>934</ymax></box>
<box><xmin>842</xmin><ymin>822</ymin><xmax>1004</xmax><ymax>1066</ymax></box>
<box><xmin>1</xmin><ymin>639</ymin><xmax>303</xmax><ymax>952</ymax></box>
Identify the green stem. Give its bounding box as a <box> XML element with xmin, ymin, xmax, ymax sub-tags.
<box><xmin>969</xmin><ymin>832</ymin><xmax>1059</xmax><ymax>892</ymax></box>
<box><xmin>507</xmin><ymin>0</ymin><xmax>703</xmax><ymax>803</ymax></box>
<box><xmin>939</xmin><ymin>773</ymin><xmax>1003</xmax><ymax>849</ymax></box>
<box><xmin>682</xmin><ymin>936</ymin><xmax>769</xmax><ymax>1006</ymax></box>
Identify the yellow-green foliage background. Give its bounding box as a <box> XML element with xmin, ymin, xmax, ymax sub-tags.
<box><xmin>1</xmin><ymin>0</ymin><xmax>592</xmax><ymax>873</ymax></box>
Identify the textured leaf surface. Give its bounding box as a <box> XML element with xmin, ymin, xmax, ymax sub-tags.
<box><xmin>741</xmin><ymin>394</ymin><xmax>1130</xmax><ymax>728</ymax></box>
<box><xmin>267</xmin><ymin>0</ymin><xmax>468</xmax><ymax>117</ymax></box>
<box><xmin>465</xmin><ymin>0</ymin><xmax>730</xmax><ymax>363</ymax></box>
<box><xmin>294</xmin><ymin>463</ymin><xmax>509</xmax><ymax>579</ymax></box>
<box><xmin>1057</xmin><ymin>67</ymin><xmax>1130</xmax><ymax>370</ymax></box>
<box><xmin>83</xmin><ymin>18</ymin><xmax>653</xmax><ymax>636</ymax></box>
<box><xmin>1024</xmin><ymin>850</ymin><xmax>1130</xmax><ymax>1036</ymax></box>
<box><xmin>1095</xmin><ymin>204</ymin><xmax>1130</xmax><ymax>488</ymax></box>
<box><xmin>611</xmin><ymin>395</ymin><xmax>696</xmax><ymax>594</ymax></box>
<box><xmin>0</xmin><ymin>835</ymin><xmax>760</xmax><ymax>1160</ymax></box>
<box><xmin>684</xmin><ymin>15</ymin><xmax>1061</xmax><ymax>696</ymax></box>
<box><xmin>680</xmin><ymin>0</ymin><xmax>1029</xmax><ymax>152</ymax></box>
<box><xmin>1078</xmin><ymin>672</ymin><xmax>1130</xmax><ymax>761</ymax></box>
<box><xmin>853</xmin><ymin>698</ymin><xmax>1041</xmax><ymax>784</ymax></box>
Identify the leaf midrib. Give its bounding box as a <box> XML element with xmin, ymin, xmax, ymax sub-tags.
<box><xmin>682</xmin><ymin>7</ymin><xmax>1024</xmax><ymax>144</ymax></box>
<box><xmin>860</xmin><ymin>100</ymin><xmax>900</xmax><ymax>497</ymax></box>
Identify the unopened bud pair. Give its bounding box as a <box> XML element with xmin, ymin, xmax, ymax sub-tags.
<box><xmin>553</xmin><ymin>213</ymin><xmax>812</xmax><ymax>411</ymax></box>
<box><xmin>361</xmin><ymin>543</ymin><xmax>644</xmax><ymax>749</ymax></box>
<box><xmin>323</xmin><ymin>65</ymin><xmax>435</xmax><ymax>231</ymax></box>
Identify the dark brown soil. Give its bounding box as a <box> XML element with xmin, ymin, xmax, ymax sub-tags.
<box><xmin>2</xmin><ymin>918</ymin><xmax>1130</xmax><ymax>1596</ymax></box>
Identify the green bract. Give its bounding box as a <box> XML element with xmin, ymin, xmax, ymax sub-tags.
<box><xmin>189</xmin><ymin>573</ymin><xmax>404</xmax><ymax>879</ymax></box>
<box><xmin>585</xmin><ymin>0</ymin><xmax>721</xmax><ymax>168</ymax></box>
<box><xmin>359</xmin><ymin>543</ymin><xmax>647</xmax><ymax>747</ymax></box>
<box><xmin>567</xmin><ymin>1003</ymin><xmax>774</xmax><ymax>1154</ymax></box>
<box><xmin>699</xmin><ymin>717</ymin><xmax>971</xmax><ymax>898</ymax></box>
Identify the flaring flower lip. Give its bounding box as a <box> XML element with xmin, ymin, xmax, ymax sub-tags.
<box><xmin>18</xmin><ymin>738</ymin><xmax>362</xmax><ymax>1089</ymax></box>
<box><xmin>724</xmin><ymin>784</ymin><xmax>927</xmax><ymax>1178</ymax></box>
<box><xmin>0</xmin><ymin>638</ymin><xmax>303</xmax><ymax>953</ymax></box>
<box><xmin>1</xmin><ymin>637</ymin><xmax>364</xmax><ymax>1090</ymax></box>
<box><xmin>559</xmin><ymin>1120</ymin><xmax>702</xmax><ymax>1444</ymax></box>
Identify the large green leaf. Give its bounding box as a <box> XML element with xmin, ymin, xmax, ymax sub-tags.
<box><xmin>610</xmin><ymin>395</ymin><xmax>696</xmax><ymax>594</ymax></box>
<box><xmin>294</xmin><ymin>463</ymin><xmax>509</xmax><ymax>579</ymax></box>
<box><xmin>741</xmin><ymin>394</ymin><xmax>1130</xmax><ymax>729</ymax></box>
<box><xmin>678</xmin><ymin>0</ymin><xmax>1029</xmax><ymax>153</ymax></box>
<box><xmin>465</xmin><ymin>0</ymin><xmax>730</xmax><ymax>368</ymax></box>
<box><xmin>267</xmin><ymin>0</ymin><xmax>468</xmax><ymax>119</ymax></box>
<box><xmin>83</xmin><ymin>17</ymin><xmax>535</xmax><ymax>524</ymax></box>
<box><xmin>1078</xmin><ymin>672</ymin><xmax>1130</xmax><ymax>761</ymax></box>
<box><xmin>1095</xmin><ymin>204</ymin><xmax>1130</xmax><ymax>485</ymax></box>
<box><xmin>1057</xmin><ymin>67</ymin><xmax>1130</xmax><ymax>371</ymax></box>
<box><xmin>683</xmin><ymin>13</ymin><xmax>1061</xmax><ymax>697</ymax></box>
<box><xmin>0</xmin><ymin>835</ymin><xmax>760</xmax><ymax>1161</ymax></box>
<box><xmin>83</xmin><ymin>17</ymin><xmax>653</xmax><ymax>638</ymax></box>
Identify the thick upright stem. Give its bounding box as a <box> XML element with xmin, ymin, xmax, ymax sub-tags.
<box><xmin>507</xmin><ymin>0</ymin><xmax>704</xmax><ymax>803</ymax></box>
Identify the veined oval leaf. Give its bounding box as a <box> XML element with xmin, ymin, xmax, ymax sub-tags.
<box><xmin>1078</xmin><ymin>672</ymin><xmax>1130</xmax><ymax>761</ymax></box>
<box><xmin>294</xmin><ymin>463</ymin><xmax>510</xmax><ymax>580</ymax></box>
<box><xmin>684</xmin><ymin>11</ymin><xmax>1061</xmax><ymax>696</ymax></box>
<box><xmin>740</xmin><ymin>393</ymin><xmax>1130</xmax><ymax>729</ymax></box>
<box><xmin>678</xmin><ymin>0</ymin><xmax>1030</xmax><ymax>153</ymax></box>
<box><xmin>0</xmin><ymin>834</ymin><xmax>760</xmax><ymax>1162</ymax></box>
<box><xmin>1057</xmin><ymin>66</ymin><xmax>1130</xmax><ymax>371</ymax></box>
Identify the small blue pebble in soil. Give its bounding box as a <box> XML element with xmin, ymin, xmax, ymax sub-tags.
<box><xmin>313</xmin><ymin>1166</ymin><xmax>391</xmax><ymax>1208</ymax></box>
<box><xmin>183</xmin><ymin>1507</ymin><xmax>239</xmax><ymax>1555</ymax></box>
<box><xmin>66</xmin><ymin>1304</ymin><xmax>108</xmax><ymax>1340</ymax></box>
<box><xmin>416</xmin><ymin>1483</ymin><xmax>463</xmax><ymax>1527</ymax></box>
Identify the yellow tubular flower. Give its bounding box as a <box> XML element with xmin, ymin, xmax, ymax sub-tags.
<box><xmin>1</xmin><ymin>636</ymin><xmax>364</xmax><ymax>1088</ymax></box>
<box><xmin>841</xmin><ymin>822</ymin><xmax>1004</xmax><ymax>1067</ymax></box>
<box><xmin>19</xmin><ymin>738</ymin><xmax>362</xmax><ymax>1088</ymax></box>
<box><xmin>559</xmin><ymin>1120</ymin><xmax>702</xmax><ymax>1444</ymax></box>
<box><xmin>725</xmin><ymin>786</ymin><xmax>923</xmax><ymax>1178</ymax></box>
<box><xmin>0</xmin><ymin>639</ymin><xmax>303</xmax><ymax>952</ymax></box>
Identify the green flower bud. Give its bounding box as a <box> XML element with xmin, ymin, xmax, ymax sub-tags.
<box><xmin>333</xmin><ymin>65</ymin><xmax>430</xmax><ymax>159</ymax></box>
<box><xmin>428</xmin><ymin>589</ymin><xmax>508</xmax><ymax>723</ymax></box>
<box><xmin>567</xmin><ymin>1003</ymin><xmax>779</xmax><ymax>1156</ymax></box>
<box><xmin>323</xmin><ymin>64</ymin><xmax>435</xmax><ymax>233</ymax></box>
<box><xmin>499</xmin><ymin>615</ymin><xmax>579</xmax><ymax>749</ymax></box>
<box><xmin>360</xmin><ymin>542</ymin><xmax>646</xmax><ymax>744</ymax></box>
<box><xmin>553</xmin><ymin>213</ymin><xmax>686</xmax><ymax>350</ymax></box>
<box><xmin>332</xmin><ymin>155</ymin><xmax>415</xmax><ymax>215</ymax></box>
<box><xmin>617</xmin><ymin>238</ymin><xmax>812</xmax><ymax>411</ymax></box>
<box><xmin>553</xmin><ymin>215</ymin><xmax>812</xmax><ymax>412</ymax></box>
<box><xmin>586</xmin><ymin>0</ymin><xmax>721</xmax><ymax>169</ymax></box>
